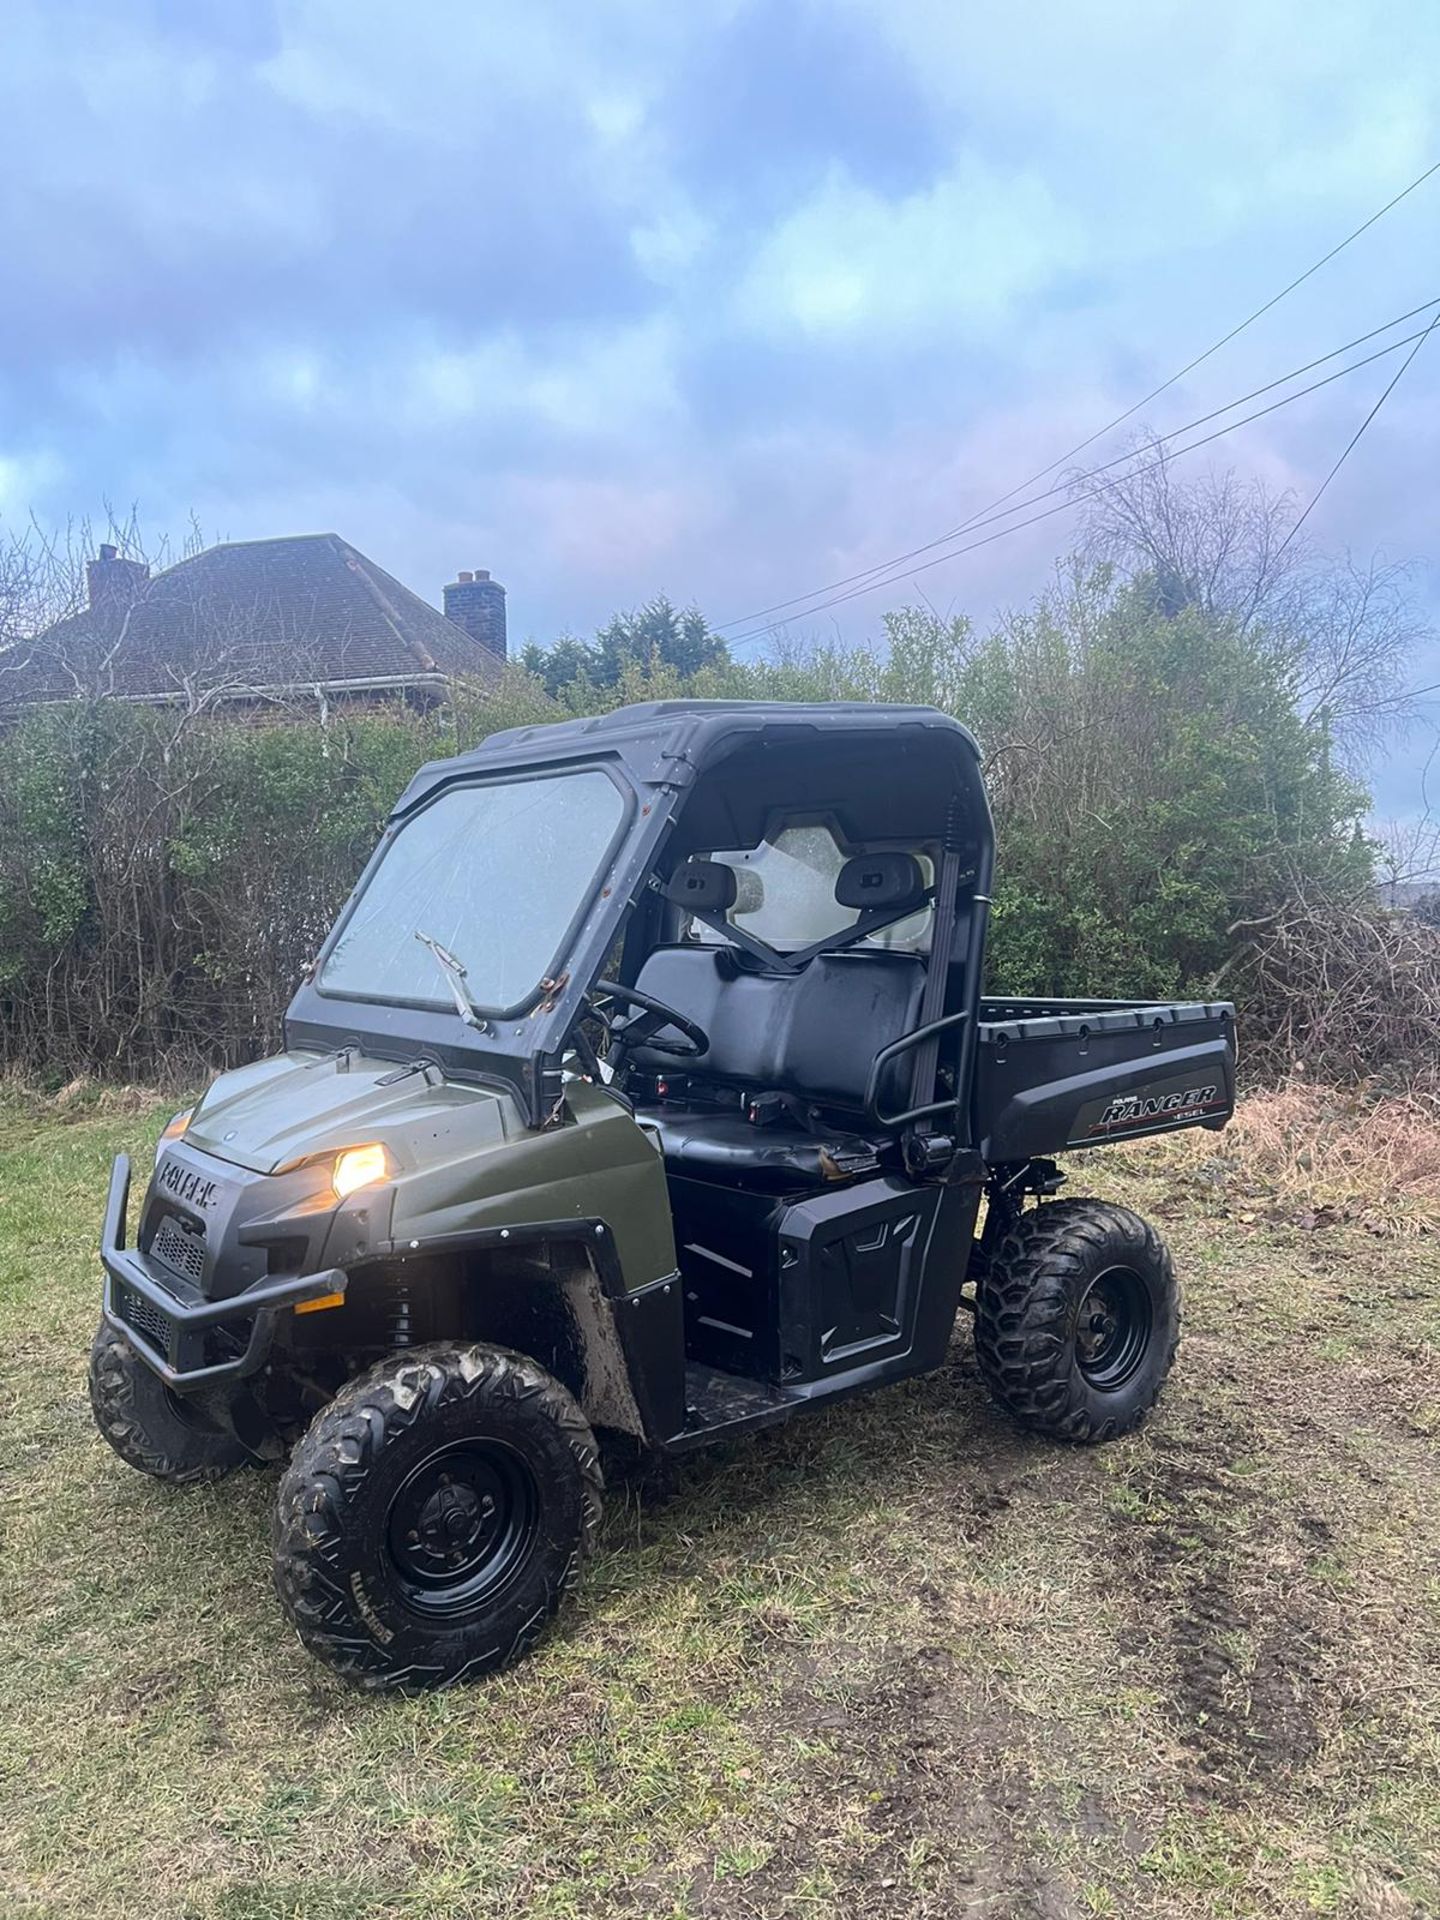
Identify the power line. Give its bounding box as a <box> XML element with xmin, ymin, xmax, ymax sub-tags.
<box><xmin>1269</xmin><ymin>306</ymin><xmax>1440</xmax><ymax>568</ymax></box>
<box><xmin>722</xmin><ymin>324</ymin><xmax>1440</xmax><ymax>645</ymax></box>
<box><xmin>1343</xmin><ymin>677</ymin><xmax>1440</xmax><ymax>718</ymax></box>
<box><xmin>719</xmin><ymin>155</ymin><xmax>1440</xmax><ymax>638</ymax></box>
<box><xmin>724</xmin><ymin>299</ymin><xmax>1439</xmax><ymax>642</ymax></box>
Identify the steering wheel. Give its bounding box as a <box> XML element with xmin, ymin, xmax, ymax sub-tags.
<box><xmin>585</xmin><ymin>978</ymin><xmax>710</xmax><ymax>1063</ymax></box>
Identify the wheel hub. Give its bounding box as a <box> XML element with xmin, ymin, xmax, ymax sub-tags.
<box><xmin>408</xmin><ymin>1477</ymin><xmax>498</xmax><ymax>1575</ymax></box>
<box><xmin>1074</xmin><ymin>1266</ymin><xmax>1152</xmax><ymax>1390</ymax></box>
<box><xmin>386</xmin><ymin>1442</ymin><xmax>539</xmax><ymax>1615</ymax></box>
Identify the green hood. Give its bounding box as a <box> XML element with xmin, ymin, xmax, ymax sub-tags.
<box><xmin>187</xmin><ymin>1049</ymin><xmax>506</xmax><ymax>1175</ymax></box>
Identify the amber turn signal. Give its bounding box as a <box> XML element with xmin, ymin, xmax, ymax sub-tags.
<box><xmin>154</xmin><ymin>1108</ymin><xmax>193</xmax><ymax>1166</ymax></box>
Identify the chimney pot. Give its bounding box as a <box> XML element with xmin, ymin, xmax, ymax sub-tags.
<box><xmin>442</xmin><ymin>566</ymin><xmax>507</xmax><ymax>664</ymax></box>
<box><xmin>87</xmin><ymin>543</ymin><xmax>150</xmax><ymax>609</ymax></box>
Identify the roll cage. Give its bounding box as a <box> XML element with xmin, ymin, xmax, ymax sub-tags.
<box><xmin>285</xmin><ymin>700</ymin><xmax>993</xmax><ymax>1143</ymax></box>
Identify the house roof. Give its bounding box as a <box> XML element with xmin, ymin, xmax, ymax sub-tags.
<box><xmin>4</xmin><ymin>533</ymin><xmax>502</xmax><ymax>706</ymax></box>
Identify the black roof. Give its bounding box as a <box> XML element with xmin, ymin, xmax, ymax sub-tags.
<box><xmin>395</xmin><ymin>698</ymin><xmax>983</xmax><ymax>819</ymax></box>
<box><xmin>6</xmin><ymin>533</ymin><xmax>501</xmax><ymax>705</ymax></box>
<box><xmin>480</xmin><ymin>695</ymin><xmax>982</xmax><ymax>755</ymax></box>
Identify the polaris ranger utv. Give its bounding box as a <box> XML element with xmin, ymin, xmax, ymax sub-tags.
<box><xmin>93</xmin><ymin>701</ymin><xmax>1235</xmax><ymax>1690</ymax></box>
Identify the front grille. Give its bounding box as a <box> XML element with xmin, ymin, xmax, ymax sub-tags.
<box><xmin>151</xmin><ymin>1213</ymin><xmax>206</xmax><ymax>1286</ymax></box>
<box><xmin>115</xmin><ymin>1282</ymin><xmax>172</xmax><ymax>1352</ymax></box>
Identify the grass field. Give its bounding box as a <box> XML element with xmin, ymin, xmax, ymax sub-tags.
<box><xmin>2</xmin><ymin>1087</ymin><xmax>1438</xmax><ymax>1920</ymax></box>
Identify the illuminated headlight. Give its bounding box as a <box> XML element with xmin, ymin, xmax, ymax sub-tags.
<box><xmin>154</xmin><ymin>1108</ymin><xmax>193</xmax><ymax>1165</ymax></box>
<box><xmin>333</xmin><ymin>1143</ymin><xmax>389</xmax><ymax>1199</ymax></box>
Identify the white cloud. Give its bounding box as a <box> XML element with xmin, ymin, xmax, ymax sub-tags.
<box><xmin>401</xmin><ymin>318</ymin><xmax>682</xmax><ymax>438</ymax></box>
<box><xmin>52</xmin><ymin>314</ymin><xmax>684</xmax><ymax>465</ymax></box>
<box><xmin>509</xmin><ymin>472</ymin><xmax>710</xmax><ymax>585</ymax></box>
<box><xmin>735</xmin><ymin>159</ymin><xmax>1080</xmax><ymax>343</ymax></box>
<box><xmin>256</xmin><ymin>1</ymin><xmax>579</xmax><ymax>132</ymax></box>
<box><xmin>587</xmin><ymin>88</ymin><xmax>649</xmax><ymax>147</ymax></box>
<box><xmin>0</xmin><ymin>448</ymin><xmax>65</xmax><ymax>518</ymax></box>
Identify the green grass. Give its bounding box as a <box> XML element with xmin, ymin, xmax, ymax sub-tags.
<box><xmin>2</xmin><ymin>1086</ymin><xmax>1438</xmax><ymax>1918</ymax></box>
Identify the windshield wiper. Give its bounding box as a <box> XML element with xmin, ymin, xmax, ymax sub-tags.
<box><xmin>414</xmin><ymin>930</ymin><xmax>490</xmax><ymax>1035</ymax></box>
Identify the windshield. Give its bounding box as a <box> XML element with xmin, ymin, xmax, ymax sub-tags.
<box><xmin>318</xmin><ymin>769</ymin><xmax>627</xmax><ymax>1014</ymax></box>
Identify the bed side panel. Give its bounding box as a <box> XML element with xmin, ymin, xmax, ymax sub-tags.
<box><xmin>975</xmin><ymin>1003</ymin><xmax>1237</xmax><ymax>1162</ymax></box>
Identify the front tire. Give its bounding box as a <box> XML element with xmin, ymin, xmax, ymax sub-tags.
<box><xmin>89</xmin><ymin>1321</ymin><xmax>250</xmax><ymax>1484</ymax></box>
<box><xmin>974</xmin><ymin>1199</ymin><xmax>1180</xmax><ymax>1443</ymax></box>
<box><xmin>273</xmin><ymin>1342</ymin><xmax>603</xmax><ymax>1691</ymax></box>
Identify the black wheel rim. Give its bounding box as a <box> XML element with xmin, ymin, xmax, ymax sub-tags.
<box><xmin>385</xmin><ymin>1439</ymin><xmax>539</xmax><ymax>1619</ymax></box>
<box><xmin>1074</xmin><ymin>1265</ymin><xmax>1152</xmax><ymax>1391</ymax></box>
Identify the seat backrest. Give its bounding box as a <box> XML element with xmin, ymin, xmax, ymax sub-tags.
<box><xmin>628</xmin><ymin>946</ymin><xmax>925</xmax><ymax>1112</ymax></box>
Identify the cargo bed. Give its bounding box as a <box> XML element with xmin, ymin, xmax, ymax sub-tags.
<box><xmin>973</xmin><ymin>996</ymin><xmax>1236</xmax><ymax>1164</ymax></box>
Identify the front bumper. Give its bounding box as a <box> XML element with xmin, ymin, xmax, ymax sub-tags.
<box><xmin>101</xmin><ymin>1155</ymin><xmax>347</xmax><ymax>1389</ymax></box>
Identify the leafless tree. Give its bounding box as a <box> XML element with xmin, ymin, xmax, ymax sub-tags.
<box><xmin>0</xmin><ymin>515</ymin><xmax>87</xmax><ymax>667</ymax></box>
<box><xmin>1237</xmin><ymin>879</ymin><xmax>1440</xmax><ymax>1084</ymax></box>
<box><xmin>0</xmin><ymin>508</ymin><xmax>388</xmax><ymax>735</ymax></box>
<box><xmin>1374</xmin><ymin>728</ymin><xmax>1440</xmax><ymax>916</ymax></box>
<box><xmin>0</xmin><ymin>508</ymin><xmax>208</xmax><ymax>704</ymax></box>
<box><xmin>1073</xmin><ymin>446</ymin><xmax>1431</xmax><ymax>767</ymax></box>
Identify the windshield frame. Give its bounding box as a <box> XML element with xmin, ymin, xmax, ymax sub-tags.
<box><xmin>311</xmin><ymin>761</ymin><xmax>636</xmax><ymax>1021</ymax></box>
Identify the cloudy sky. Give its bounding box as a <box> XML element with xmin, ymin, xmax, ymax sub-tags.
<box><xmin>2</xmin><ymin>0</ymin><xmax>1437</xmax><ymax>818</ymax></box>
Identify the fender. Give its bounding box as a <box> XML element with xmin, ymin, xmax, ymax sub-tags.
<box><xmin>368</xmin><ymin>1218</ymin><xmax>687</xmax><ymax>1445</ymax></box>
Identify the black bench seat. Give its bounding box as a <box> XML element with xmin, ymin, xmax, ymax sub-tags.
<box><xmin>636</xmin><ymin>1106</ymin><xmax>889</xmax><ymax>1191</ymax></box>
<box><xmin>625</xmin><ymin>935</ymin><xmax>928</xmax><ymax>1191</ymax></box>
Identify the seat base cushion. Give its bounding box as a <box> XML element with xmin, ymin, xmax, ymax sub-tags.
<box><xmin>637</xmin><ymin>1106</ymin><xmax>888</xmax><ymax>1192</ymax></box>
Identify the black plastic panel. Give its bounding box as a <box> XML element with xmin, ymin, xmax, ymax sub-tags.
<box><xmin>777</xmin><ymin>1177</ymin><xmax>973</xmax><ymax>1382</ymax></box>
<box><xmin>668</xmin><ymin>1176</ymin><xmax>785</xmax><ymax>1377</ymax></box>
<box><xmin>668</xmin><ymin>1170</ymin><xmax>978</xmax><ymax>1392</ymax></box>
<box><xmin>974</xmin><ymin>1000</ymin><xmax>1237</xmax><ymax>1162</ymax></box>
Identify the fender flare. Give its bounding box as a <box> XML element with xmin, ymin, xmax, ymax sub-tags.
<box><xmin>373</xmin><ymin>1218</ymin><xmax>686</xmax><ymax>1445</ymax></box>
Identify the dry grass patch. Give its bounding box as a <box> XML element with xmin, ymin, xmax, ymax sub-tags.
<box><xmin>1134</xmin><ymin>1080</ymin><xmax>1440</xmax><ymax>1236</ymax></box>
<box><xmin>0</xmin><ymin>1072</ymin><xmax>184</xmax><ymax>1126</ymax></box>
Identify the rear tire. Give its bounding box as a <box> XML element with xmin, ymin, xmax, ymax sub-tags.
<box><xmin>273</xmin><ymin>1342</ymin><xmax>603</xmax><ymax>1691</ymax></box>
<box><xmin>974</xmin><ymin>1199</ymin><xmax>1179</xmax><ymax>1443</ymax></box>
<box><xmin>88</xmin><ymin>1321</ymin><xmax>250</xmax><ymax>1484</ymax></box>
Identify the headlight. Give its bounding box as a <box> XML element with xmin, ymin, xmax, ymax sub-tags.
<box><xmin>333</xmin><ymin>1143</ymin><xmax>389</xmax><ymax>1199</ymax></box>
<box><xmin>155</xmin><ymin>1108</ymin><xmax>193</xmax><ymax>1165</ymax></box>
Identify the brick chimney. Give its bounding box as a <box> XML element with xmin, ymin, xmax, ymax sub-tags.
<box><xmin>442</xmin><ymin>567</ymin><xmax>507</xmax><ymax>662</ymax></box>
<box><xmin>87</xmin><ymin>542</ymin><xmax>150</xmax><ymax>608</ymax></box>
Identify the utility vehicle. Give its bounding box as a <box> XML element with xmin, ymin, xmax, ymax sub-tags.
<box><xmin>93</xmin><ymin>700</ymin><xmax>1236</xmax><ymax>1689</ymax></box>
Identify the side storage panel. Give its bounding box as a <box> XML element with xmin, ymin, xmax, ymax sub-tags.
<box><xmin>975</xmin><ymin>998</ymin><xmax>1237</xmax><ymax>1163</ymax></box>
<box><xmin>669</xmin><ymin>1174</ymin><xmax>979</xmax><ymax>1390</ymax></box>
<box><xmin>777</xmin><ymin>1178</ymin><xmax>975</xmax><ymax>1383</ymax></box>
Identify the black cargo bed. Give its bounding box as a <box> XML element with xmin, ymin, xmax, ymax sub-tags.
<box><xmin>973</xmin><ymin>996</ymin><xmax>1237</xmax><ymax>1164</ymax></box>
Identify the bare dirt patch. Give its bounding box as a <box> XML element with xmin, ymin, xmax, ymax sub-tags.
<box><xmin>1106</xmin><ymin>1416</ymin><xmax>1330</xmax><ymax>1794</ymax></box>
<box><xmin>700</xmin><ymin>1641</ymin><xmax>1090</xmax><ymax>1920</ymax></box>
